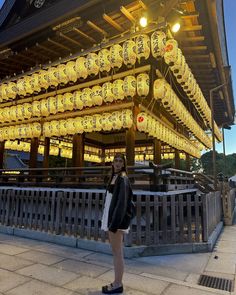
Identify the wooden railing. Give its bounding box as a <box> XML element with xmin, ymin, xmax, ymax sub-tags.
<box><xmin>0</xmin><ymin>187</ymin><xmax>222</xmax><ymax>246</ymax></box>
<box><xmin>0</xmin><ymin>164</ymin><xmax>195</xmax><ymax>192</ymax></box>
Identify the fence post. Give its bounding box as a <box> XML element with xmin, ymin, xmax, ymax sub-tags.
<box><xmin>202</xmin><ymin>193</ymin><xmax>209</xmax><ymax>242</ymax></box>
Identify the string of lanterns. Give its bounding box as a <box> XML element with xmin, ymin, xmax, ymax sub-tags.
<box><xmin>137</xmin><ymin>111</ymin><xmax>201</xmax><ymax>158</ymax></box>
<box><xmin>0</xmin><ymin>31</ymin><xmax>165</xmax><ymax>103</ymax></box>
<box><xmin>153</xmin><ymin>78</ymin><xmax>212</xmax><ymax>149</ymax></box>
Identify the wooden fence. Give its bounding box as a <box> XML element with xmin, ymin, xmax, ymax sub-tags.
<box><xmin>0</xmin><ymin>187</ymin><xmax>222</xmax><ymax>246</ymax></box>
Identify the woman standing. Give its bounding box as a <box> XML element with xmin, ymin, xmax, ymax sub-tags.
<box><xmin>101</xmin><ymin>153</ymin><xmax>134</xmax><ymax>294</ymax></box>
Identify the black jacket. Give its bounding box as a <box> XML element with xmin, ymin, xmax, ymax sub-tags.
<box><xmin>107</xmin><ymin>172</ymin><xmax>133</xmax><ymax>233</ymax></box>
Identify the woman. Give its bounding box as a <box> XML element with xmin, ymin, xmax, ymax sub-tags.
<box><xmin>101</xmin><ymin>153</ymin><xmax>134</xmax><ymax>294</ymax></box>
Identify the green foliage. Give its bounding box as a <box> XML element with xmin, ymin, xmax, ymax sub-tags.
<box><xmin>200</xmin><ymin>151</ymin><xmax>236</xmax><ymax>177</ymax></box>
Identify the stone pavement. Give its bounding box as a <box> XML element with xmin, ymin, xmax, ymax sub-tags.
<box><xmin>0</xmin><ymin>225</ymin><xmax>236</xmax><ymax>295</ymax></box>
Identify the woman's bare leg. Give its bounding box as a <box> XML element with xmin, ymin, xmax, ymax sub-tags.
<box><xmin>109</xmin><ymin>230</ymin><xmax>124</xmax><ymax>287</ymax></box>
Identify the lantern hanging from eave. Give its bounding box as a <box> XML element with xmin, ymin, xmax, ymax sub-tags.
<box><xmin>98</xmin><ymin>48</ymin><xmax>111</xmax><ymax>74</ymax></box>
<box><xmin>22</xmin><ymin>103</ymin><xmax>32</xmax><ymax>119</ymax></box>
<box><xmin>24</xmin><ymin>76</ymin><xmax>33</xmax><ymax>95</ymax></box>
<box><xmin>124</xmin><ymin>75</ymin><xmax>136</xmax><ymax>98</ymax></box>
<box><xmin>81</xmin><ymin>88</ymin><xmax>93</xmax><ymax>107</ymax></box>
<box><xmin>75</xmin><ymin>56</ymin><xmax>88</xmax><ymax>80</ymax></box>
<box><xmin>153</xmin><ymin>78</ymin><xmax>169</xmax><ymax>100</ymax></box>
<box><xmin>73</xmin><ymin>91</ymin><xmax>83</xmax><ymax>110</ymax></box>
<box><xmin>47</xmin><ymin>67</ymin><xmax>59</xmax><ymax>88</ymax></box>
<box><xmin>50</xmin><ymin>120</ymin><xmax>60</xmax><ymax>136</ymax></box>
<box><xmin>65</xmin><ymin>61</ymin><xmax>77</xmax><ymax>83</ymax></box>
<box><xmin>31</xmin><ymin>123</ymin><xmax>41</xmax><ymax>137</ymax></box>
<box><xmin>6</xmin><ymin>82</ymin><xmax>17</xmax><ymax>99</ymax></box>
<box><xmin>110</xmin><ymin>44</ymin><xmax>123</xmax><ymax>70</ymax></box>
<box><xmin>59</xmin><ymin>120</ymin><xmax>67</xmax><ymax>136</ymax></box>
<box><xmin>91</xmin><ymin>114</ymin><xmax>102</xmax><ymax>131</ymax></box>
<box><xmin>38</xmin><ymin>70</ymin><xmax>49</xmax><ymax>90</ymax></box>
<box><xmin>74</xmin><ymin>117</ymin><xmax>83</xmax><ymax>133</ymax></box>
<box><xmin>137</xmin><ymin>73</ymin><xmax>149</xmax><ymax>98</ymax></box>
<box><xmin>82</xmin><ymin>115</ymin><xmax>94</xmax><ymax>132</ymax></box>
<box><xmin>57</xmin><ymin>64</ymin><xmax>68</xmax><ymax>85</ymax></box>
<box><xmin>91</xmin><ymin>85</ymin><xmax>103</xmax><ymax>106</ymax></box>
<box><xmin>113</xmin><ymin>79</ymin><xmax>124</xmax><ymax>100</ymax></box>
<box><xmin>16</xmin><ymin>78</ymin><xmax>27</xmax><ymax>97</ymax></box>
<box><xmin>48</xmin><ymin>96</ymin><xmax>57</xmax><ymax>114</ymax></box>
<box><xmin>151</xmin><ymin>30</ymin><xmax>166</xmax><ymax>59</ymax></box>
<box><xmin>121</xmin><ymin>109</ymin><xmax>133</xmax><ymax>128</ymax></box>
<box><xmin>86</xmin><ymin>52</ymin><xmax>99</xmax><ymax>77</ymax></box>
<box><xmin>0</xmin><ymin>84</ymin><xmax>5</xmax><ymax>102</ymax></box>
<box><xmin>101</xmin><ymin>112</ymin><xmax>113</xmax><ymax>131</ymax></box>
<box><xmin>31</xmin><ymin>73</ymin><xmax>41</xmax><ymax>94</ymax></box>
<box><xmin>136</xmin><ymin>34</ymin><xmax>150</xmax><ymax>63</ymax></box>
<box><xmin>110</xmin><ymin>111</ymin><xmax>123</xmax><ymax>130</ymax></box>
<box><xmin>43</xmin><ymin>122</ymin><xmax>51</xmax><ymax>137</ymax></box>
<box><xmin>16</xmin><ymin>105</ymin><xmax>23</xmax><ymax>121</ymax></box>
<box><xmin>123</xmin><ymin>40</ymin><xmax>136</xmax><ymax>68</ymax></box>
<box><xmin>9</xmin><ymin>106</ymin><xmax>17</xmax><ymax>122</ymax></box>
<box><xmin>32</xmin><ymin>100</ymin><xmax>41</xmax><ymax>117</ymax></box>
<box><xmin>63</xmin><ymin>93</ymin><xmax>74</xmax><ymax>111</ymax></box>
<box><xmin>40</xmin><ymin>98</ymin><xmax>50</xmax><ymax>117</ymax></box>
<box><xmin>102</xmin><ymin>82</ymin><xmax>114</xmax><ymax>103</ymax></box>
<box><xmin>170</xmin><ymin>48</ymin><xmax>183</xmax><ymax>75</ymax></box>
<box><xmin>66</xmin><ymin>118</ymin><xmax>76</xmax><ymax>134</ymax></box>
<box><xmin>164</xmin><ymin>39</ymin><xmax>178</xmax><ymax>66</ymax></box>
<box><xmin>56</xmin><ymin>94</ymin><xmax>65</xmax><ymax>112</ymax></box>
<box><xmin>8</xmin><ymin>126</ymin><xmax>16</xmax><ymax>139</ymax></box>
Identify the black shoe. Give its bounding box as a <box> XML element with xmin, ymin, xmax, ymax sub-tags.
<box><xmin>102</xmin><ymin>283</ymin><xmax>123</xmax><ymax>294</ymax></box>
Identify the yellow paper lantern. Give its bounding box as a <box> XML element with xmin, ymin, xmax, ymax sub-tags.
<box><xmin>65</xmin><ymin>61</ymin><xmax>77</xmax><ymax>83</ymax></box>
<box><xmin>9</xmin><ymin>106</ymin><xmax>17</xmax><ymax>122</ymax></box>
<box><xmin>16</xmin><ymin>78</ymin><xmax>27</xmax><ymax>96</ymax></box>
<box><xmin>91</xmin><ymin>85</ymin><xmax>103</xmax><ymax>106</ymax></box>
<box><xmin>101</xmin><ymin>113</ymin><xmax>113</xmax><ymax>131</ymax></box>
<box><xmin>121</xmin><ymin>109</ymin><xmax>133</xmax><ymax>128</ymax></box>
<box><xmin>66</xmin><ymin>118</ymin><xmax>76</xmax><ymax>134</ymax></box>
<box><xmin>40</xmin><ymin>98</ymin><xmax>50</xmax><ymax>116</ymax></box>
<box><xmin>47</xmin><ymin>67</ymin><xmax>59</xmax><ymax>87</ymax></box>
<box><xmin>124</xmin><ymin>75</ymin><xmax>136</xmax><ymax>98</ymax></box>
<box><xmin>151</xmin><ymin>30</ymin><xmax>166</xmax><ymax>58</ymax></box>
<box><xmin>73</xmin><ymin>91</ymin><xmax>83</xmax><ymax>110</ymax></box>
<box><xmin>56</xmin><ymin>94</ymin><xmax>65</xmax><ymax>112</ymax></box>
<box><xmin>102</xmin><ymin>82</ymin><xmax>114</xmax><ymax>103</ymax></box>
<box><xmin>24</xmin><ymin>76</ymin><xmax>33</xmax><ymax>95</ymax></box>
<box><xmin>110</xmin><ymin>111</ymin><xmax>123</xmax><ymax>130</ymax></box>
<box><xmin>137</xmin><ymin>73</ymin><xmax>149</xmax><ymax>98</ymax></box>
<box><xmin>82</xmin><ymin>115</ymin><xmax>94</xmax><ymax>132</ymax></box>
<box><xmin>137</xmin><ymin>112</ymin><xmax>148</xmax><ymax>132</ymax></box>
<box><xmin>86</xmin><ymin>52</ymin><xmax>99</xmax><ymax>76</ymax></box>
<box><xmin>123</xmin><ymin>40</ymin><xmax>136</xmax><ymax>68</ymax></box>
<box><xmin>75</xmin><ymin>56</ymin><xmax>88</xmax><ymax>80</ymax></box>
<box><xmin>48</xmin><ymin>96</ymin><xmax>57</xmax><ymax>114</ymax></box>
<box><xmin>32</xmin><ymin>100</ymin><xmax>41</xmax><ymax>117</ymax></box>
<box><xmin>113</xmin><ymin>79</ymin><xmax>124</xmax><ymax>100</ymax></box>
<box><xmin>81</xmin><ymin>88</ymin><xmax>93</xmax><ymax>107</ymax></box>
<box><xmin>22</xmin><ymin>103</ymin><xmax>32</xmax><ymax>119</ymax></box>
<box><xmin>43</xmin><ymin>122</ymin><xmax>52</xmax><ymax>137</ymax></box>
<box><xmin>98</xmin><ymin>48</ymin><xmax>111</xmax><ymax>74</ymax></box>
<box><xmin>59</xmin><ymin>120</ymin><xmax>67</xmax><ymax>136</ymax></box>
<box><xmin>31</xmin><ymin>73</ymin><xmax>41</xmax><ymax>93</ymax></box>
<box><xmin>91</xmin><ymin>114</ymin><xmax>102</xmax><ymax>131</ymax></box>
<box><xmin>38</xmin><ymin>70</ymin><xmax>49</xmax><ymax>90</ymax></box>
<box><xmin>74</xmin><ymin>117</ymin><xmax>84</xmax><ymax>133</ymax></box>
<box><xmin>63</xmin><ymin>93</ymin><xmax>74</xmax><ymax>111</ymax></box>
<box><xmin>57</xmin><ymin>64</ymin><xmax>68</xmax><ymax>85</ymax></box>
<box><xmin>136</xmin><ymin>34</ymin><xmax>150</xmax><ymax>62</ymax></box>
<box><xmin>110</xmin><ymin>44</ymin><xmax>123</xmax><ymax>70</ymax></box>
<box><xmin>6</xmin><ymin>82</ymin><xmax>17</xmax><ymax>99</ymax></box>
<box><xmin>16</xmin><ymin>105</ymin><xmax>23</xmax><ymax>121</ymax></box>
<box><xmin>51</xmin><ymin>120</ymin><xmax>60</xmax><ymax>136</ymax></box>
<box><xmin>164</xmin><ymin>39</ymin><xmax>178</xmax><ymax>66</ymax></box>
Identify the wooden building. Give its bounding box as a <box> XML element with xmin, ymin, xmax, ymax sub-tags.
<box><xmin>0</xmin><ymin>0</ymin><xmax>235</xmax><ymax>170</ymax></box>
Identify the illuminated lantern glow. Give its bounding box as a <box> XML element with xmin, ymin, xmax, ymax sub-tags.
<box><xmin>136</xmin><ymin>34</ymin><xmax>150</xmax><ymax>63</ymax></box>
<box><xmin>40</xmin><ymin>98</ymin><xmax>50</xmax><ymax>116</ymax></box>
<box><xmin>57</xmin><ymin>64</ymin><xmax>68</xmax><ymax>85</ymax></box>
<box><xmin>6</xmin><ymin>82</ymin><xmax>17</xmax><ymax>99</ymax></box>
<box><xmin>63</xmin><ymin>93</ymin><xmax>74</xmax><ymax>111</ymax></box>
<box><xmin>75</xmin><ymin>56</ymin><xmax>88</xmax><ymax>80</ymax></box>
<box><xmin>38</xmin><ymin>70</ymin><xmax>49</xmax><ymax>90</ymax></box>
<box><xmin>74</xmin><ymin>117</ymin><xmax>83</xmax><ymax>133</ymax></box>
<box><xmin>65</xmin><ymin>61</ymin><xmax>77</xmax><ymax>83</ymax></box>
<box><xmin>32</xmin><ymin>100</ymin><xmax>41</xmax><ymax>117</ymax></box>
<box><xmin>101</xmin><ymin>113</ymin><xmax>113</xmax><ymax>131</ymax></box>
<box><xmin>82</xmin><ymin>115</ymin><xmax>94</xmax><ymax>132</ymax></box>
<box><xmin>151</xmin><ymin>30</ymin><xmax>166</xmax><ymax>58</ymax></box>
<box><xmin>48</xmin><ymin>96</ymin><xmax>57</xmax><ymax>114</ymax></box>
<box><xmin>51</xmin><ymin>120</ymin><xmax>60</xmax><ymax>136</ymax></box>
<box><xmin>16</xmin><ymin>78</ymin><xmax>27</xmax><ymax>96</ymax></box>
<box><xmin>91</xmin><ymin>114</ymin><xmax>102</xmax><ymax>131</ymax></box>
<box><xmin>153</xmin><ymin>78</ymin><xmax>169</xmax><ymax>100</ymax></box>
<box><xmin>56</xmin><ymin>95</ymin><xmax>65</xmax><ymax>112</ymax></box>
<box><xmin>123</xmin><ymin>40</ymin><xmax>136</xmax><ymax>68</ymax></box>
<box><xmin>124</xmin><ymin>75</ymin><xmax>136</xmax><ymax>98</ymax></box>
<box><xmin>98</xmin><ymin>49</ymin><xmax>111</xmax><ymax>74</ymax></box>
<box><xmin>66</xmin><ymin>118</ymin><xmax>76</xmax><ymax>134</ymax></box>
<box><xmin>22</xmin><ymin>103</ymin><xmax>32</xmax><ymax>119</ymax></box>
<box><xmin>24</xmin><ymin>76</ymin><xmax>33</xmax><ymax>95</ymax></box>
<box><xmin>113</xmin><ymin>79</ymin><xmax>124</xmax><ymax>100</ymax></box>
<box><xmin>31</xmin><ymin>123</ymin><xmax>41</xmax><ymax>137</ymax></box>
<box><xmin>86</xmin><ymin>52</ymin><xmax>99</xmax><ymax>76</ymax></box>
<box><xmin>102</xmin><ymin>82</ymin><xmax>114</xmax><ymax>103</ymax></box>
<box><xmin>110</xmin><ymin>111</ymin><xmax>123</xmax><ymax>130</ymax></box>
<box><xmin>137</xmin><ymin>73</ymin><xmax>149</xmax><ymax>98</ymax></box>
<box><xmin>164</xmin><ymin>39</ymin><xmax>178</xmax><ymax>66</ymax></box>
<box><xmin>110</xmin><ymin>44</ymin><xmax>123</xmax><ymax>70</ymax></box>
<box><xmin>47</xmin><ymin>67</ymin><xmax>59</xmax><ymax>87</ymax></box>
<box><xmin>31</xmin><ymin>73</ymin><xmax>41</xmax><ymax>93</ymax></box>
<box><xmin>16</xmin><ymin>105</ymin><xmax>23</xmax><ymax>121</ymax></box>
<box><xmin>9</xmin><ymin>106</ymin><xmax>17</xmax><ymax>122</ymax></box>
<box><xmin>81</xmin><ymin>88</ymin><xmax>93</xmax><ymax>107</ymax></box>
<box><xmin>121</xmin><ymin>109</ymin><xmax>133</xmax><ymax>128</ymax></box>
<box><xmin>43</xmin><ymin>122</ymin><xmax>52</xmax><ymax>137</ymax></box>
<box><xmin>59</xmin><ymin>120</ymin><xmax>67</xmax><ymax>136</ymax></box>
<box><xmin>73</xmin><ymin>91</ymin><xmax>84</xmax><ymax>110</ymax></box>
<box><xmin>91</xmin><ymin>85</ymin><xmax>103</xmax><ymax>105</ymax></box>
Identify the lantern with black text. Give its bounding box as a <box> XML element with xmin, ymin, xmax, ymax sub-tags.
<box><xmin>137</xmin><ymin>73</ymin><xmax>149</xmax><ymax>98</ymax></box>
<box><xmin>22</xmin><ymin>103</ymin><xmax>32</xmax><ymax>119</ymax></box>
<box><xmin>56</xmin><ymin>95</ymin><xmax>65</xmax><ymax>112</ymax></box>
<box><xmin>31</xmin><ymin>73</ymin><xmax>41</xmax><ymax>93</ymax></box>
<box><xmin>47</xmin><ymin>67</ymin><xmax>59</xmax><ymax>88</ymax></box>
<box><xmin>121</xmin><ymin>109</ymin><xmax>133</xmax><ymax>128</ymax></box>
<box><xmin>164</xmin><ymin>39</ymin><xmax>178</xmax><ymax>66</ymax></box>
<box><xmin>123</xmin><ymin>40</ymin><xmax>136</xmax><ymax>68</ymax></box>
<box><xmin>75</xmin><ymin>57</ymin><xmax>88</xmax><ymax>80</ymax></box>
<box><xmin>63</xmin><ymin>93</ymin><xmax>74</xmax><ymax>111</ymax></box>
<box><xmin>74</xmin><ymin>117</ymin><xmax>83</xmax><ymax>133</ymax></box>
<box><xmin>101</xmin><ymin>113</ymin><xmax>113</xmax><ymax>131</ymax></box>
<box><xmin>113</xmin><ymin>79</ymin><xmax>124</xmax><ymax>100</ymax></box>
<box><xmin>98</xmin><ymin>49</ymin><xmax>111</xmax><ymax>74</ymax></box>
<box><xmin>124</xmin><ymin>75</ymin><xmax>136</xmax><ymax>98</ymax></box>
<box><xmin>91</xmin><ymin>85</ymin><xmax>103</xmax><ymax>105</ymax></box>
<box><xmin>136</xmin><ymin>34</ymin><xmax>150</xmax><ymax>63</ymax></box>
<box><xmin>73</xmin><ymin>91</ymin><xmax>83</xmax><ymax>110</ymax></box>
<box><xmin>6</xmin><ymin>82</ymin><xmax>17</xmax><ymax>99</ymax></box>
<box><xmin>48</xmin><ymin>96</ymin><xmax>57</xmax><ymax>114</ymax></box>
<box><xmin>81</xmin><ymin>88</ymin><xmax>93</xmax><ymax>107</ymax></box>
<box><xmin>59</xmin><ymin>120</ymin><xmax>67</xmax><ymax>136</ymax></box>
<box><xmin>32</xmin><ymin>100</ymin><xmax>41</xmax><ymax>117</ymax></box>
<box><xmin>38</xmin><ymin>70</ymin><xmax>49</xmax><ymax>90</ymax></box>
<box><xmin>66</xmin><ymin>118</ymin><xmax>76</xmax><ymax>134</ymax></box>
<box><xmin>102</xmin><ymin>82</ymin><xmax>114</xmax><ymax>103</ymax></box>
<box><xmin>110</xmin><ymin>44</ymin><xmax>123</xmax><ymax>70</ymax></box>
<box><xmin>151</xmin><ymin>30</ymin><xmax>166</xmax><ymax>58</ymax></box>
<box><xmin>86</xmin><ymin>53</ymin><xmax>99</xmax><ymax>77</ymax></box>
<box><xmin>65</xmin><ymin>61</ymin><xmax>77</xmax><ymax>83</ymax></box>
<box><xmin>57</xmin><ymin>64</ymin><xmax>68</xmax><ymax>85</ymax></box>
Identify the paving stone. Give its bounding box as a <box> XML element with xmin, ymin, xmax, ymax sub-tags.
<box><xmin>16</xmin><ymin>250</ymin><xmax>65</xmax><ymax>265</ymax></box>
<box><xmin>54</xmin><ymin>259</ymin><xmax>110</xmax><ymax>278</ymax></box>
<box><xmin>205</xmin><ymin>253</ymin><xmax>236</xmax><ymax>274</ymax></box>
<box><xmin>162</xmin><ymin>283</ymin><xmax>227</xmax><ymax>295</ymax></box>
<box><xmin>16</xmin><ymin>263</ymin><xmax>79</xmax><ymax>286</ymax></box>
<box><xmin>214</xmin><ymin>240</ymin><xmax>236</xmax><ymax>253</ymax></box>
<box><xmin>0</xmin><ymin>243</ymin><xmax>29</xmax><ymax>255</ymax></box>
<box><xmin>0</xmin><ymin>269</ymin><xmax>30</xmax><ymax>293</ymax></box>
<box><xmin>0</xmin><ymin>253</ymin><xmax>34</xmax><ymax>271</ymax></box>
<box><xmin>98</xmin><ymin>270</ymin><xmax>169</xmax><ymax>295</ymax></box>
<box><xmin>5</xmin><ymin>279</ymin><xmax>80</xmax><ymax>295</ymax></box>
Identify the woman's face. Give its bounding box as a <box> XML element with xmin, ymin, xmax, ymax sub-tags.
<box><xmin>113</xmin><ymin>156</ymin><xmax>125</xmax><ymax>173</ymax></box>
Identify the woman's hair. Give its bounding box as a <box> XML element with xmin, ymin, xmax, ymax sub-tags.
<box><xmin>112</xmin><ymin>153</ymin><xmax>127</xmax><ymax>174</ymax></box>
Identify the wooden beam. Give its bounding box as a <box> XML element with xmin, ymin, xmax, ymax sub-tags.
<box><xmin>185</xmin><ymin>54</ymin><xmax>209</xmax><ymax>60</ymax></box>
<box><xmin>72</xmin><ymin>134</ymin><xmax>84</xmax><ymax>168</ymax></box>
<box><xmin>182</xmin><ymin>25</ymin><xmax>202</xmax><ymax>31</ymax></box>
<box><xmin>183</xmin><ymin>46</ymin><xmax>207</xmax><ymax>51</ymax></box>
<box><xmin>73</xmin><ymin>27</ymin><xmax>96</xmax><ymax>43</ymax></box>
<box><xmin>59</xmin><ymin>32</ymin><xmax>82</xmax><ymax>47</ymax></box>
<box><xmin>103</xmin><ymin>13</ymin><xmax>124</xmax><ymax>32</ymax></box>
<box><xmin>159</xmin><ymin>0</ymin><xmax>179</xmax><ymax>18</ymax></box>
<box><xmin>29</xmin><ymin>137</ymin><xmax>39</xmax><ymax>169</ymax></box>
<box><xmin>138</xmin><ymin>0</ymin><xmax>147</xmax><ymax>10</ymax></box>
<box><xmin>180</xmin><ymin>36</ymin><xmax>205</xmax><ymax>42</ymax></box>
<box><xmin>36</xmin><ymin>43</ymin><xmax>60</xmax><ymax>56</ymax></box>
<box><xmin>120</xmin><ymin>6</ymin><xmax>136</xmax><ymax>23</ymax></box>
<box><xmin>0</xmin><ymin>141</ymin><xmax>5</xmax><ymax>169</ymax></box>
<box><xmin>126</xmin><ymin>127</ymin><xmax>135</xmax><ymax>166</ymax></box>
<box><xmin>87</xmin><ymin>20</ymin><xmax>107</xmax><ymax>36</ymax></box>
<box><xmin>174</xmin><ymin>149</ymin><xmax>180</xmax><ymax>169</ymax></box>
<box><xmin>47</xmin><ymin>38</ymin><xmax>71</xmax><ymax>51</ymax></box>
<box><xmin>181</xmin><ymin>13</ymin><xmax>199</xmax><ymax>19</ymax></box>
<box><xmin>43</xmin><ymin>137</ymin><xmax>50</xmax><ymax>169</ymax></box>
<box><xmin>154</xmin><ymin>139</ymin><xmax>161</xmax><ymax>165</ymax></box>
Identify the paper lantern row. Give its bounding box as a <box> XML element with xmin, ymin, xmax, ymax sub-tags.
<box><xmin>43</xmin><ymin>109</ymin><xmax>133</xmax><ymax>137</ymax></box>
<box><xmin>137</xmin><ymin>112</ymin><xmax>201</xmax><ymax>158</ymax></box>
<box><xmin>153</xmin><ymin>78</ymin><xmax>212</xmax><ymax>149</ymax></box>
<box><xmin>0</xmin><ymin>123</ymin><xmax>41</xmax><ymax>141</ymax></box>
<box><xmin>0</xmin><ymin>31</ymin><xmax>166</xmax><ymax>102</ymax></box>
<box><xmin>0</xmin><ymin>73</ymin><xmax>149</xmax><ymax>124</ymax></box>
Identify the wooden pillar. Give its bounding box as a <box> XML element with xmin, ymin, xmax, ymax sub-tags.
<box><xmin>126</xmin><ymin>126</ymin><xmax>135</xmax><ymax>166</ymax></box>
<box><xmin>153</xmin><ymin>139</ymin><xmax>161</xmax><ymax>165</ymax></box>
<box><xmin>43</xmin><ymin>137</ymin><xmax>50</xmax><ymax>169</ymax></box>
<box><xmin>185</xmin><ymin>153</ymin><xmax>190</xmax><ymax>171</ymax></box>
<box><xmin>174</xmin><ymin>149</ymin><xmax>180</xmax><ymax>169</ymax></box>
<box><xmin>72</xmin><ymin>134</ymin><xmax>84</xmax><ymax>167</ymax></box>
<box><xmin>0</xmin><ymin>141</ymin><xmax>5</xmax><ymax>169</ymax></box>
<box><xmin>29</xmin><ymin>138</ymin><xmax>39</xmax><ymax>168</ymax></box>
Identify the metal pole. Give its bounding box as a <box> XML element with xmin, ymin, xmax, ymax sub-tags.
<box><xmin>222</xmin><ymin>127</ymin><xmax>226</xmax><ymax>176</ymax></box>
